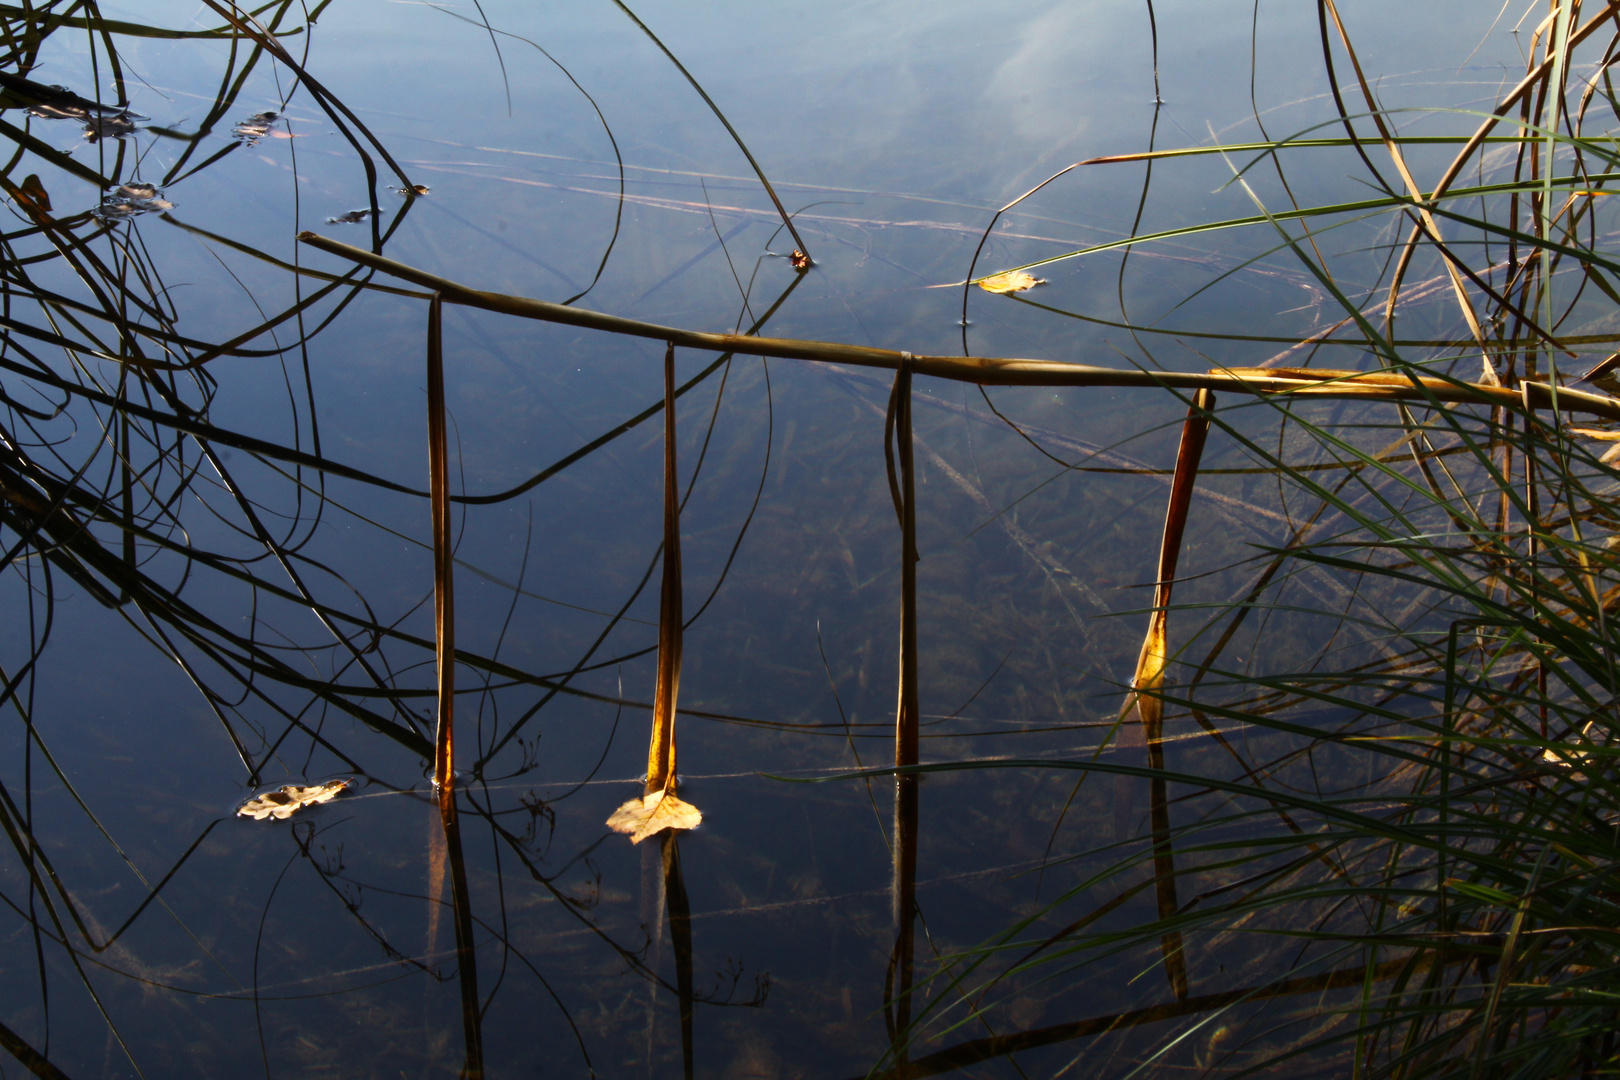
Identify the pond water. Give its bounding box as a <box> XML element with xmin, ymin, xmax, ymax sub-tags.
<box><xmin>0</xmin><ymin>2</ymin><xmax>1581</xmax><ymax>1078</ymax></box>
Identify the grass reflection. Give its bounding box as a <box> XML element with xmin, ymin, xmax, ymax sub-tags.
<box><xmin>4</xmin><ymin>2</ymin><xmax>1620</xmax><ymax>1079</ymax></box>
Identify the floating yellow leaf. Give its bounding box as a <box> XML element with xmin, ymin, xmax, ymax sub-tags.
<box><xmin>606</xmin><ymin>788</ymin><xmax>702</xmax><ymax>844</ymax></box>
<box><xmin>237</xmin><ymin>779</ymin><xmax>351</xmax><ymax>820</ymax></box>
<box><xmin>977</xmin><ymin>271</ymin><xmax>1045</xmax><ymax>294</ymax></box>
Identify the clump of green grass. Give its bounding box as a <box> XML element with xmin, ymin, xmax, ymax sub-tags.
<box><xmin>861</xmin><ymin>2</ymin><xmax>1620</xmax><ymax>1076</ymax></box>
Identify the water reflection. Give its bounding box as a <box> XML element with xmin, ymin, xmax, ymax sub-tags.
<box><xmin>0</xmin><ymin>0</ymin><xmax>1605</xmax><ymax>1078</ymax></box>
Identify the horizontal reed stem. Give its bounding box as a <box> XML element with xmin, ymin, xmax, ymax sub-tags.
<box><xmin>296</xmin><ymin>233</ymin><xmax>1620</xmax><ymax>421</ymax></box>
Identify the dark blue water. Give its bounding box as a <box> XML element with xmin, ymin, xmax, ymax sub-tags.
<box><xmin>0</xmin><ymin>2</ymin><xmax>1545</xmax><ymax>1076</ymax></box>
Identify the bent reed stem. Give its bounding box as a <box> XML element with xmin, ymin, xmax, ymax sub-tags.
<box><xmin>296</xmin><ymin>233</ymin><xmax>1620</xmax><ymax>420</ymax></box>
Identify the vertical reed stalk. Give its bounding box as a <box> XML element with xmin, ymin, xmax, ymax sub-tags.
<box><xmin>887</xmin><ymin>355</ymin><xmax>919</xmax><ymax>769</ymax></box>
<box><xmin>640</xmin><ymin>840</ymin><xmax>666</xmax><ymax>1060</ymax></box>
<box><xmin>440</xmin><ymin>796</ymin><xmax>485</xmax><ymax>1079</ymax></box>
<box><xmin>648</xmin><ymin>341</ymin><xmax>684</xmax><ymax>794</ymax></box>
<box><xmin>427</xmin><ymin>293</ymin><xmax>456</xmax><ymax>806</ymax></box>
<box><xmin>663</xmin><ymin>833</ymin><xmax>696</xmax><ymax>1080</ymax></box>
<box><xmin>888</xmin><ymin>776</ymin><xmax>919</xmax><ymax>1059</ymax></box>
<box><xmin>1521</xmin><ymin>382</ymin><xmax>1549</xmax><ymax>739</ymax></box>
<box><xmin>607</xmin><ymin>344</ymin><xmax>702</xmax><ymax>842</ymax></box>
<box><xmin>1124</xmin><ymin>388</ymin><xmax>1215</xmax><ymax>1002</ymax></box>
<box><xmin>885</xmin><ymin>355</ymin><xmax>920</xmax><ymax>1055</ymax></box>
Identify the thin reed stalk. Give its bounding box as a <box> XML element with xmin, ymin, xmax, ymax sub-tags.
<box><xmin>888</xmin><ymin>777</ymin><xmax>919</xmax><ymax>1060</ymax></box>
<box><xmin>427</xmin><ymin>293</ymin><xmax>456</xmax><ymax>802</ymax></box>
<box><xmin>884</xmin><ymin>355</ymin><xmax>921</xmax><ymax>1055</ymax></box>
<box><xmin>605</xmin><ymin>0</ymin><xmax>812</xmax><ymax>266</ymax></box>
<box><xmin>439</xmin><ymin>796</ymin><xmax>485</xmax><ymax>1079</ymax></box>
<box><xmin>1124</xmin><ymin>388</ymin><xmax>1214</xmax><ymax>1002</ymax></box>
<box><xmin>662</xmin><ymin>833</ymin><xmax>696</xmax><ymax>1080</ymax></box>
<box><xmin>648</xmin><ymin>342</ymin><xmax>684</xmax><ymax>795</ymax></box>
<box><xmin>607</xmin><ymin>343</ymin><xmax>702</xmax><ymax>843</ymax></box>
<box><xmin>887</xmin><ymin>356</ymin><xmax>920</xmax><ymax>770</ymax></box>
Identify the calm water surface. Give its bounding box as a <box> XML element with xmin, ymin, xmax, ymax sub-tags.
<box><xmin>0</xmin><ymin>2</ymin><xmax>1546</xmax><ymax>1076</ymax></box>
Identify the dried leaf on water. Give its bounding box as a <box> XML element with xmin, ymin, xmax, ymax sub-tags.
<box><xmin>237</xmin><ymin>779</ymin><xmax>352</xmax><ymax>820</ymax></box>
<box><xmin>977</xmin><ymin>271</ymin><xmax>1045</xmax><ymax>294</ymax></box>
<box><xmin>605</xmin><ymin>788</ymin><xmax>701</xmax><ymax>844</ymax></box>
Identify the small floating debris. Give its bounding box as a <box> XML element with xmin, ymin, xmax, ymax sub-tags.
<box><xmin>93</xmin><ymin>182</ymin><xmax>172</xmax><ymax>223</ymax></box>
<box><xmin>232</xmin><ymin>110</ymin><xmax>279</xmax><ymax>144</ymax></box>
<box><xmin>397</xmin><ymin>183</ymin><xmax>430</xmax><ymax>196</ymax></box>
<box><xmin>326</xmin><ymin>207</ymin><xmax>381</xmax><ymax>224</ymax></box>
<box><xmin>83</xmin><ymin>113</ymin><xmax>137</xmax><ymax>142</ymax></box>
<box><xmin>977</xmin><ymin>271</ymin><xmax>1046</xmax><ymax>294</ymax></box>
<box><xmin>237</xmin><ymin>778</ymin><xmax>352</xmax><ymax>821</ymax></box>
<box><xmin>790</xmin><ymin>248</ymin><xmax>810</xmax><ymax>271</ymax></box>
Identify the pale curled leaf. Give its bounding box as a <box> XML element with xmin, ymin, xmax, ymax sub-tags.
<box><xmin>977</xmin><ymin>271</ymin><xmax>1046</xmax><ymax>294</ymax></box>
<box><xmin>237</xmin><ymin>779</ymin><xmax>351</xmax><ymax>821</ymax></box>
<box><xmin>606</xmin><ymin>788</ymin><xmax>702</xmax><ymax>844</ymax></box>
